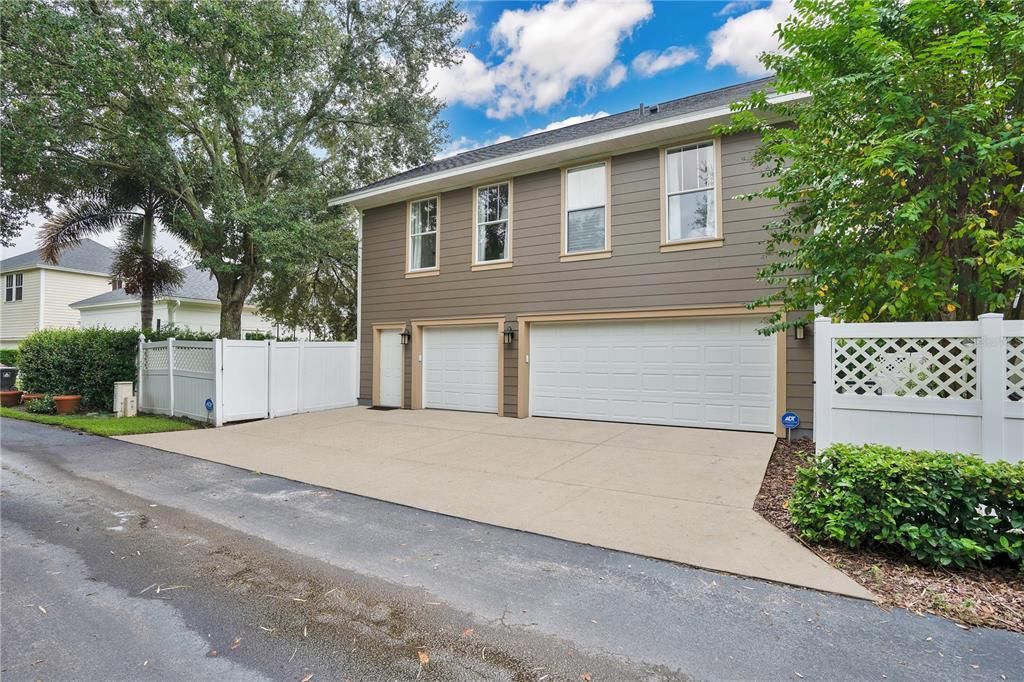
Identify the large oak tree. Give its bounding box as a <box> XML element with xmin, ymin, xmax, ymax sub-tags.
<box><xmin>2</xmin><ymin>0</ymin><xmax>462</xmax><ymax>337</ymax></box>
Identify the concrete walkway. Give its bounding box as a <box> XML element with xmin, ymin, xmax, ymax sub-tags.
<box><xmin>119</xmin><ymin>406</ymin><xmax>872</xmax><ymax>599</ymax></box>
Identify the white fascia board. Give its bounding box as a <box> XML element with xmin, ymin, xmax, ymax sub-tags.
<box><xmin>0</xmin><ymin>264</ymin><xmax>112</xmax><ymax>277</ymax></box>
<box><xmin>330</xmin><ymin>91</ymin><xmax>807</xmax><ymax>210</ymax></box>
<box><xmin>71</xmin><ymin>296</ymin><xmax>224</xmax><ymax>310</ymax></box>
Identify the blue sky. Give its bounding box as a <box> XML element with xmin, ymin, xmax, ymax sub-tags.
<box><xmin>430</xmin><ymin>0</ymin><xmax>792</xmax><ymax>156</ymax></box>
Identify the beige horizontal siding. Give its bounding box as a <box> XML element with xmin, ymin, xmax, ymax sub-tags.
<box><xmin>360</xmin><ymin>131</ymin><xmax>814</xmax><ymax>429</ymax></box>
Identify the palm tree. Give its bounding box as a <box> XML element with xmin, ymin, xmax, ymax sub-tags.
<box><xmin>39</xmin><ymin>177</ymin><xmax>184</xmax><ymax>332</ymax></box>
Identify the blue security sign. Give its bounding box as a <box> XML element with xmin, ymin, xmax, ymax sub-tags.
<box><xmin>205</xmin><ymin>398</ymin><xmax>214</xmax><ymax>412</ymax></box>
<box><xmin>781</xmin><ymin>411</ymin><xmax>800</xmax><ymax>430</ymax></box>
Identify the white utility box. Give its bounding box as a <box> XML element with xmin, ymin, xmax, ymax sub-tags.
<box><xmin>114</xmin><ymin>381</ymin><xmax>136</xmax><ymax>417</ymax></box>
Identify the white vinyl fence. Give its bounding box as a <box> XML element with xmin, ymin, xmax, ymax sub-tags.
<box><xmin>138</xmin><ymin>338</ymin><xmax>358</xmax><ymax>426</ymax></box>
<box><xmin>814</xmin><ymin>313</ymin><xmax>1023</xmax><ymax>461</ymax></box>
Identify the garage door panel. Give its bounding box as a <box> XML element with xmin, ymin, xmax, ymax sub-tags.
<box><xmin>423</xmin><ymin>326</ymin><xmax>498</xmax><ymax>413</ymax></box>
<box><xmin>531</xmin><ymin>318</ymin><xmax>775</xmax><ymax>433</ymax></box>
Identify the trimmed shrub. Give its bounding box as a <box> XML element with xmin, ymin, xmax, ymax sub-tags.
<box><xmin>18</xmin><ymin>329</ymin><xmax>139</xmax><ymax>411</ymax></box>
<box><xmin>0</xmin><ymin>348</ymin><xmax>19</xmax><ymax>366</ymax></box>
<box><xmin>790</xmin><ymin>443</ymin><xmax>1024</xmax><ymax>569</ymax></box>
<box><xmin>145</xmin><ymin>326</ymin><xmax>217</xmax><ymax>342</ymax></box>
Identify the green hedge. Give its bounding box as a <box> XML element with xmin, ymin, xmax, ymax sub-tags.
<box><xmin>18</xmin><ymin>329</ymin><xmax>139</xmax><ymax>411</ymax></box>
<box><xmin>0</xmin><ymin>348</ymin><xmax>19</xmax><ymax>366</ymax></box>
<box><xmin>790</xmin><ymin>444</ymin><xmax>1024</xmax><ymax>569</ymax></box>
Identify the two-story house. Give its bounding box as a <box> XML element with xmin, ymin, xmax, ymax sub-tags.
<box><xmin>331</xmin><ymin>79</ymin><xmax>810</xmax><ymax>437</ymax></box>
<box><xmin>0</xmin><ymin>238</ymin><xmax>115</xmax><ymax>349</ymax></box>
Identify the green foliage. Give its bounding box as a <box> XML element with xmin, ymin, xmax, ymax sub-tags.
<box><xmin>2</xmin><ymin>0</ymin><xmax>464</xmax><ymax>337</ymax></box>
<box><xmin>144</xmin><ymin>326</ymin><xmax>218</xmax><ymax>342</ymax></box>
<box><xmin>24</xmin><ymin>394</ymin><xmax>56</xmax><ymax>414</ymax></box>
<box><xmin>18</xmin><ymin>329</ymin><xmax>138</xmax><ymax>411</ymax></box>
<box><xmin>1</xmin><ymin>407</ymin><xmax>196</xmax><ymax>436</ymax></box>
<box><xmin>790</xmin><ymin>443</ymin><xmax>1024</xmax><ymax>569</ymax></box>
<box><xmin>717</xmin><ymin>0</ymin><xmax>1024</xmax><ymax>331</ymax></box>
<box><xmin>252</xmin><ymin>214</ymin><xmax>358</xmax><ymax>341</ymax></box>
<box><xmin>0</xmin><ymin>349</ymin><xmax>19</xmax><ymax>366</ymax></box>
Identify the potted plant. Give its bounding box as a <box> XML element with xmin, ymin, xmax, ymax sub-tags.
<box><xmin>25</xmin><ymin>394</ymin><xmax>56</xmax><ymax>414</ymax></box>
<box><xmin>53</xmin><ymin>394</ymin><xmax>82</xmax><ymax>414</ymax></box>
<box><xmin>0</xmin><ymin>389</ymin><xmax>23</xmax><ymax>407</ymax></box>
<box><xmin>21</xmin><ymin>392</ymin><xmax>44</xmax><ymax>403</ymax></box>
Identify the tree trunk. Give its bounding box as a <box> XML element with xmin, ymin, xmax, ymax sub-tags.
<box><xmin>219</xmin><ymin>293</ymin><xmax>245</xmax><ymax>339</ymax></box>
<box><xmin>140</xmin><ymin>206</ymin><xmax>155</xmax><ymax>333</ymax></box>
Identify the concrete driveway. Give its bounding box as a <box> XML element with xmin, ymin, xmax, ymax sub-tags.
<box><xmin>120</xmin><ymin>407</ymin><xmax>871</xmax><ymax>599</ymax></box>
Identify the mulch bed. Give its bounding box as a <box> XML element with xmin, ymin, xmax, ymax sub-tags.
<box><xmin>755</xmin><ymin>437</ymin><xmax>1024</xmax><ymax>633</ymax></box>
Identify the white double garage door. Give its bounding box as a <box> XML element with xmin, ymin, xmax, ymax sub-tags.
<box><xmin>421</xmin><ymin>317</ymin><xmax>777</xmax><ymax>433</ymax></box>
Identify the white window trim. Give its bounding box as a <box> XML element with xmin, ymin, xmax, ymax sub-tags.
<box><xmin>4</xmin><ymin>273</ymin><xmax>24</xmax><ymax>303</ymax></box>
<box><xmin>560</xmin><ymin>160</ymin><xmax>612</xmax><ymax>262</ymax></box>
<box><xmin>471</xmin><ymin>180</ymin><xmax>514</xmax><ymax>270</ymax></box>
<box><xmin>659</xmin><ymin>137</ymin><xmax>724</xmax><ymax>253</ymax></box>
<box><xmin>405</xmin><ymin>195</ymin><xmax>441</xmax><ymax>278</ymax></box>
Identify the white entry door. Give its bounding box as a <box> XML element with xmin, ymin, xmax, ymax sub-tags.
<box><xmin>378</xmin><ymin>329</ymin><xmax>403</xmax><ymax>407</ymax></box>
<box><xmin>530</xmin><ymin>317</ymin><xmax>776</xmax><ymax>432</ymax></box>
<box><xmin>423</xmin><ymin>326</ymin><xmax>498</xmax><ymax>413</ymax></box>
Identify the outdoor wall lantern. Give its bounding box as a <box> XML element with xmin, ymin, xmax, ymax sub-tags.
<box><xmin>400</xmin><ymin>328</ymin><xmax>411</xmax><ymax>345</ymax></box>
<box><xmin>503</xmin><ymin>323</ymin><xmax>516</xmax><ymax>345</ymax></box>
<box><xmin>795</xmin><ymin>324</ymin><xmax>806</xmax><ymax>340</ymax></box>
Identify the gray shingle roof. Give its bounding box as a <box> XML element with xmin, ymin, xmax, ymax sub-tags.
<box><xmin>342</xmin><ymin>77</ymin><xmax>774</xmax><ymax>198</ymax></box>
<box><xmin>71</xmin><ymin>265</ymin><xmax>219</xmax><ymax>307</ymax></box>
<box><xmin>0</xmin><ymin>238</ymin><xmax>114</xmax><ymax>274</ymax></box>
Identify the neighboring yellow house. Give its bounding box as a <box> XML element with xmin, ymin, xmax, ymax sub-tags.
<box><xmin>0</xmin><ymin>239</ymin><xmax>115</xmax><ymax>349</ymax></box>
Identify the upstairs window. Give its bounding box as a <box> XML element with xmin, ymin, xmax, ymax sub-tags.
<box><xmin>665</xmin><ymin>141</ymin><xmax>717</xmax><ymax>243</ymax></box>
<box><xmin>475</xmin><ymin>182</ymin><xmax>511</xmax><ymax>264</ymax></box>
<box><xmin>408</xmin><ymin>197</ymin><xmax>438</xmax><ymax>272</ymax></box>
<box><xmin>564</xmin><ymin>162</ymin><xmax>609</xmax><ymax>255</ymax></box>
<box><xmin>4</xmin><ymin>273</ymin><xmax>23</xmax><ymax>302</ymax></box>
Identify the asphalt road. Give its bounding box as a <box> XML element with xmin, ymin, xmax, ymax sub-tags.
<box><xmin>1</xmin><ymin>418</ymin><xmax>1022</xmax><ymax>681</ymax></box>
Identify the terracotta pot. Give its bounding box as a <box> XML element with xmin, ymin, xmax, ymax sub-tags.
<box><xmin>21</xmin><ymin>392</ymin><xmax>43</xmax><ymax>403</ymax></box>
<box><xmin>0</xmin><ymin>390</ymin><xmax>23</xmax><ymax>407</ymax></box>
<box><xmin>54</xmin><ymin>395</ymin><xmax>82</xmax><ymax>415</ymax></box>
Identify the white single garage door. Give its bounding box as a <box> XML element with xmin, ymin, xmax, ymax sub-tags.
<box><xmin>423</xmin><ymin>326</ymin><xmax>498</xmax><ymax>413</ymax></box>
<box><xmin>530</xmin><ymin>317</ymin><xmax>776</xmax><ymax>432</ymax></box>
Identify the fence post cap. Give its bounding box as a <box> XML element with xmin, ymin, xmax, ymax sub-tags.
<box><xmin>138</xmin><ymin>333</ymin><xmax>146</xmax><ymax>342</ymax></box>
<box><xmin>814</xmin><ymin>316</ymin><xmax>831</xmax><ymax>325</ymax></box>
<box><xmin>977</xmin><ymin>313</ymin><xmax>1004</xmax><ymax>320</ymax></box>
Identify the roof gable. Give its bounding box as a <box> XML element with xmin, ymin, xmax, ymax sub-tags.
<box><xmin>0</xmin><ymin>238</ymin><xmax>115</xmax><ymax>275</ymax></box>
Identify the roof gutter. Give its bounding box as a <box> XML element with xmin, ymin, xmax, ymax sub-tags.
<box><xmin>329</xmin><ymin>90</ymin><xmax>808</xmax><ymax>209</ymax></box>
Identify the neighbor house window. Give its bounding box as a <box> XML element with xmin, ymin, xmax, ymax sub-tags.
<box><xmin>408</xmin><ymin>197</ymin><xmax>438</xmax><ymax>272</ymax></box>
<box><xmin>664</xmin><ymin>141</ymin><xmax>717</xmax><ymax>242</ymax></box>
<box><xmin>4</xmin><ymin>274</ymin><xmax>23</xmax><ymax>302</ymax></box>
<box><xmin>474</xmin><ymin>181</ymin><xmax>511</xmax><ymax>264</ymax></box>
<box><xmin>564</xmin><ymin>162</ymin><xmax>608</xmax><ymax>254</ymax></box>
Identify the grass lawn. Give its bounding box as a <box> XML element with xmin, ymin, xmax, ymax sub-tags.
<box><xmin>0</xmin><ymin>406</ymin><xmax>198</xmax><ymax>436</ymax></box>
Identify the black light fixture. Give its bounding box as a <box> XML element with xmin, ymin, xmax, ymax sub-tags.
<box><xmin>503</xmin><ymin>323</ymin><xmax>516</xmax><ymax>345</ymax></box>
<box><xmin>794</xmin><ymin>324</ymin><xmax>806</xmax><ymax>340</ymax></box>
<box><xmin>400</xmin><ymin>327</ymin><xmax>411</xmax><ymax>345</ymax></box>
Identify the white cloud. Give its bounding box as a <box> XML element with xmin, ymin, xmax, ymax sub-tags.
<box><xmin>428</xmin><ymin>0</ymin><xmax>651</xmax><ymax>119</ymax></box>
<box><xmin>524</xmin><ymin>111</ymin><xmax>609</xmax><ymax>136</ymax></box>
<box><xmin>427</xmin><ymin>50</ymin><xmax>495</xmax><ymax>107</ymax></box>
<box><xmin>605</xmin><ymin>62</ymin><xmax>628</xmax><ymax>88</ymax></box>
<box><xmin>715</xmin><ymin>1</ymin><xmax>762</xmax><ymax>16</ymax></box>
<box><xmin>438</xmin><ymin>111</ymin><xmax>609</xmax><ymax>159</ymax></box>
<box><xmin>631</xmin><ymin>46</ymin><xmax>699</xmax><ymax>78</ymax></box>
<box><xmin>707</xmin><ymin>0</ymin><xmax>792</xmax><ymax>76</ymax></box>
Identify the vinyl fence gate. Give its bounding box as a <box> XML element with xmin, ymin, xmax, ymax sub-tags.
<box><xmin>138</xmin><ymin>338</ymin><xmax>359</xmax><ymax>426</ymax></box>
<box><xmin>814</xmin><ymin>313</ymin><xmax>1023</xmax><ymax>461</ymax></box>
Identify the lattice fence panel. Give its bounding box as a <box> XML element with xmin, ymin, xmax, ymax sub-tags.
<box><xmin>1007</xmin><ymin>337</ymin><xmax>1024</xmax><ymax>402</ymax></box>
<box><xmin>173</xmin><ymin>345</ymin><xmax>215</xmax><ymax>374</ymax></box>
<box><xmin>832</xmin><ymin>337</ymin><xmax>977</xmax><ymax>399</ymax></box>
<box><xmin>142</xmin><ymin>346</ymin><xmax>168</xmax><ymax>371</ymax></box>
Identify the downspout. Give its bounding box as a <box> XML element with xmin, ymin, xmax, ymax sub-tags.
<box><xmin>356</xmin><ymin>209</ymin><xmax>364</xmax><ymax>401</ymax></box>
